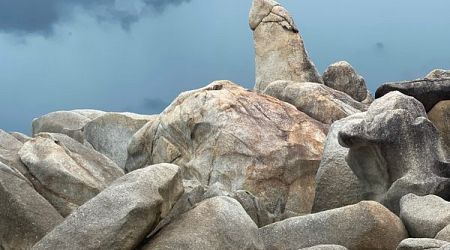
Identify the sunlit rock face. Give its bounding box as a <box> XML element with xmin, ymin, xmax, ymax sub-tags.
<box><xmin>250</xmin><ymin>0</ymin><xmax>322</xmax><ymax>93</ymax></box>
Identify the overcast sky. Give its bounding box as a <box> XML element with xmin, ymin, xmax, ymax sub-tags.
<box><xmin>1</xmin><ymin>0</ymin><xmax>449</xmax><ymax>134</ymax></box>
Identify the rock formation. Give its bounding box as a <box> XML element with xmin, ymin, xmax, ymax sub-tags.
<box><xmin>426</xmin><ymin>69</ymin><xmax>450</xmax><ymax>79</ymax></box>
<box><xmin>428</xmin><ymin>100</ymin><xmax>450</xmax><ymax>158</ymax></box>
<box><xmin>250</xmin><ymin>0</ymin><xmax>322</xmax><ymax>92</ymax></box>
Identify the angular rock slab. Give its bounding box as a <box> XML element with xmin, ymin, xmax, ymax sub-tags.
<box><xmin>84</xmin><ymin>112</ymin><xmax>157</xmax><ymax>169</ymax></box>
<box><xmin>141</xmin><ymin>196</ymin><xmax>264</xmax><ymax>250</ymax></box>
<box><xmin>262</xmin><ymin>80</ymin><xmax>367</xmax><ymax>124</ymax></box>
<box><xmin>126</xmin><ymin>80</ymin><xmax>328</xmax><ymax>215</ymax></box>
<box><xmin>375</xmin><ymin>78</ymin><xmax>450</xmax><ymax>112</ymax></box>
<box><xmin>397</xmin><ymin>238</ymin><xmax>450</xmax><ymax>250</ymax></box>
<box><xmin>250</xmin><ymin>0</ymin><xmax>322</xmax><ymax>92</ymax></box>
<box><xmin>323</xmin><ymin>61</ymin><xmax>370</xmax><ymax>102</ymax></box>
<box><xmin>0</xmin><ymin>162</ymin><xmax>63</xmax><ymax>250</ymax></box>
<box><xmin>400</xmin><ymin>194</ymin><xmax>450</xmax><ymax>238</ymax></box>
<box><xmin>259</xmin><ymin>201</ymin><xmax>407</xmax><ymax>250</ymax></box>
<box><xmin>312</xmin><ymin>114</ymin><xmax>366</xmax><ymax>212</ymax></box>
<box><xmin>428</xmin><ymin>100</ymin><xmax>450</xmax><ymax>157</ymax></box>
<box><xmin>33</xmin><ymin>163</ymin><xmax>184</xmax><ymax>250</ymax></box>
<box><xmin>19</xmin><ymin>133</ymin><xmax>124</xmax><ymax>216</ymax></box>
<box><xmin>338</xmin><ymin>91</ymin><xmax>450</xmax><ymax>214</ymax></box>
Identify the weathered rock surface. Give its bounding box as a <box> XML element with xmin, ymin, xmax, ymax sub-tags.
<box><xmin>436</xmin><ymin>225</ymin><xmax>450</xmax><ymax>242</ymax></box>
<box><xmin>250</xmin><ymin>0</ymin><xmax>322</xmax><ymax>92</ymax></box>
<box><xmin>141</xmin><ymin>196</ymin><xmax>264</xmax><ymax>250</ymax></box>
<box><xmin>312</xmin><ymin>114</ymin><xmax>366</xmax><ymax>212</ymax></box>
<box><xmin>262</xmin><ymin>80</ymin><xmax>367</xmax><ymax>124</ymax></box>
<box><xmin>0</xmin><ymin>162</ymin><xmax>63</xmax><ymax>250</ymax></box>
<box><xmin>0</xmin><ymin>129</ymin><xmax>32</xmax><ymax>179</ymax></box>
<box><xmin>126</xmin><ymin>80</ymin><xmax>327</xmax><ymax>215</ymax></box>
<box><xmin>428</xmin><ymin>100</ymin><xmax>450</xmax><ymax>157</ymax></box>
<box><xmin>9</xmin><ymin>131</ymin><xmax>31</xmax><ymax>143</ymax></box>
<box><xmin>397</xmin><ymin>238</ymin><xmax>450</xmax><ymax>250</ymax></box>
<box><xmin>259</xmin><ymin>201</ymin><xmax>407</xmax><ymax>250</ymax></box>
<box><xmin>19</xmin><ymin>133</ymin><xmax>124</xmax><ymax>216</ymax></box>
<box><xmin>33</xmin><ymin>163</ymin><xmax>183</xmax><ymax>250</ymax></box>
<box><xmin>400</xmin><ymin>194</ymin><xmax>450</xmax><ymax>238</ymax></box>
<box><xmin>375</xmin><ymin>78</ymin><xmax>450</xmax><ymax>112</ymax></box>
<box><xmin>84</xmin><ymin>112</ymin><xmax>157</xmax><ymax>169</ymax></box>
<box><xmin>338</xmin><ymin>91</ymin><xmax>450</xmax><ymax>214</ymax></box>
<box><xmin>300</xmin><ymin>245</ymin><xmax>348</xmax><ymax>250</ymax></box>
<box><xmin>426</xmin><ymin>69</ymin><xmax>450</xmax><ymax>79</ymax></box>
<box><xmin>322</xmin><ymin>61</ymin><xmax>370</xmax><ymax>102</ymax></box>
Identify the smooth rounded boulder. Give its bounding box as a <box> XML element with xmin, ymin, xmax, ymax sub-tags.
<box><xmin>258</xmin><ymin>201</ymin><xmax>407</xmax><ymax>250</ymax></box>
<box><xmin>428</xmin><ymin>100</ymin><xmax>450</xmax><ymax>157</ymax></box>
<box><xmin>141</xmin><ymin>196</ymin><xmax>264</xmax><ymax>250</ymax></box>
<box><xmin>33</xmin><ymin>163</ymin><xmax>184</xmax><ymax>250</ymax></box>
<box><xmin>126</xmin><ymin>80</ymin><xmax>328</xmax><ymax>215</ymax></box>
<box><xmin>397</xmin><ymin>238</ymin><xmax>450</xmax><ymax>250</ymax></box>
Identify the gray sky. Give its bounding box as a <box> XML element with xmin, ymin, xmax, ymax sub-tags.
<box><xmin>1</xmin><ymin>0</ymin><xmax>449</xmax><ymax>133</ymax></box>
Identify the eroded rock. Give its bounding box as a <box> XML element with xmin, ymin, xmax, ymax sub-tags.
<box><xmin>426</xmin><ymin>69</ymin><xmax>450</xmax><ymax>79</ymax></box>
<box><xmin>397</xmin><ymin>238</ymin><xmax>450</xmax><ymax>250</ymax></box>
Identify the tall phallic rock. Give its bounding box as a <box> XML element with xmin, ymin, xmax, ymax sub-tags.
<box><xmin>126</xmin><ymin>80</ymin><xmax>327</xmax><ymax>215</ymax></box>
<box><xmin>250</xmin><ymin>0</ymin><xmax>322</xmax><ymax>92</ymax></box>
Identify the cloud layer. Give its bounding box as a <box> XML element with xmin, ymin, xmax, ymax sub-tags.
<box><xmin>0</xmin><ymin>0</ymin><xmax>190</xmax><ymax>35</ymax></box>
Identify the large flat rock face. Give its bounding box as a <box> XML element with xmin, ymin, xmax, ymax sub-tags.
<box><xmin>33</xmin><ymin>164</ymin><xmax>184</xmax><ymax>250</ymax></box>
<box><xmin>375</xmin><ymin>78</ymin><xmax>450</xmax><ymax>112</ymax></box>
<box><xmin>0</xmin><ymin>162</ymin><xmax>63</xmax><ymax>250</ymax></box>
<box><xmin>259</xmin><ymin>201</ymin><xmax>407</xmax><ymax>250</ymax></box>
<box><xmin>250</xmin><ymin>0</ymin><xmax>321</xmax><ymax>92</ymax></box>
<box><xmin>126</xmin><ymin>80</ymin><xmax>327</xmax><ymax>215</ymax></box>
<box><xmin>18</xmin><ymin>133</ymin><xmax>124</xmax><ymax>216</ymax></box>
<box><xmin>142</xmin><ymin>196</ymin><xmax>264</xmax><ymax>250</ymax></box>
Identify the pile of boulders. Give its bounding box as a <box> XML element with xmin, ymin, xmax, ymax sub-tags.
<box><xmin>1</xmin><ymin>0</ymin><xmax>449</xmax><ymax>249</ymax></box>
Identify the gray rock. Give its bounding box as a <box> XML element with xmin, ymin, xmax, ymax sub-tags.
<box><xmin>9</xmin><ymin>131</ymin><xmax>31</xmax><ymax>143</ymax></box>
<box><xmin>141</xmin><ymin>196</ymin><xmax>264</xmax><ymax>250</ymax></box>
<box><xmin>262</xmin><ymin>80</ymin><xmax>367</xmax><ymax>124</ymax></box>
<box><xmin>428</xmin><ymin>100</ymin><xmax>450</xmax><ymax>158</ymax></box>
<box><xmin>338</xmin><ymin>91</ymin><xmax>450</xmax><ymax>214</ymax></box>
<box><xmin>33</xmin><ymin>163</ymin><xmax>184</xmax><ymax>250</ymax></box>
<box><xmin>0</xmin><ymin>129</ymin><xmax>33</xmax><ymax>180</ymax></box>
<box><xmin>299</xmin><ymin>245</ymin><xmax>348</xmax><ymax>250</ymax></box>
<box><xmin>312</xmin><ymin>114</ymin><xmax>366</xmax><ymax>212</ymax></box>
<box><xmin>397</xmin><ymin>238</ymin><xmax>450</xmax><ymax>250</ymax></box>
<box><xmin>125</xmin><ymin>81</ymin><xmax>327</xmax><ymax>215</ymax></box>
<box><xmin>19</xmin><ymin>133</ymin><xmax>124</xmax><ymax>216</ymax></box>
<box><xmin>323</xmin><ymin>61</ymin><xmax>369</xmax><ymax>102</ymax></box>
<box><xmin>426</xmin><ymin>69</ymin><xmax>450</xmax><ymax>79</ymax></box>
<box><xmin>84</xmin><ymin>112</ymin><xmax>157</xmax><ymax>169</ymax></box>
<box><xmin>250</xmin><ymin>0</ymin><xmax>322</xmax><ymax>92</ymax></box>
<box><xmin>400</xmin><ymin>194</ymin><xmax>450</xmax><ymax>238</ymax></box>
<box><xmin>0</xmin><ymin>162</ymin><xmax>63</xmax><ymax>250</ymax></box>
<box><xmin>259</xmin><ymin>201</ymin><xmax>407</xmax><ymax>250</ymax></box>
<box><xmin>375</xmin><ymin>78</ymin><xmax>450</xmax><ymax>112</ymax></box>
<box><xmin>436</xmin><ymin>225</ymin><xmax>450</xmax><ymax>242</ymax></box>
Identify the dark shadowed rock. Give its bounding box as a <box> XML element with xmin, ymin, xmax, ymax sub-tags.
<box><xmin>250</xmin><ymin>0</ymin><xmax>321</xmax><ymax>92</ymax></box>
<box><xmin>426</xmin><ymin>69</ymin><xmax>450</xmax><ymax>79</ymax></box>
<box><xmin>19</xmin><ymin>133</ymin><xmax>124</xmax><ymax>216</ymax></box>
<box><xmin>141</xmin><ymin>196</ymin><xmax>264</xmax><ymax>250</ymax></box>
<box><xmin>126</xmin><ymin>81</ymin><xmax>327</xmax><ymax>215</ymax></box>
<box><xmin>397</xmin><ymin>238</ymin><xmax>450</xmax><ymax>250</ymax></box>
<box><xmin>259</xmin><ymin>201</ymin><xmax>407</xmax><ymax>250</ymax></box>
<box><xmin>84</xmin><ymin>112</ymin><xmax>157</xmax><ymax>169</ymax></box>
<box><xmin>0</xmin><ymin>162</ymin><xmax>63</xmax><ymax>250</ymax></box>
<box><xmin>312</xmin><ymin>114</ymin><xmax>366</xmax><ymax>212</ymax></box>
<box><xmin>338</xmin><ymin>91</ymin><xmax>450</xmax><ymax>214</ymax></box>
<box><xmin>400</xmin><ymin>194</ymin><xmax>450</xmax><ymax>238</ymax></box>
<box><xmin>33</xmin><ymin>163</ymin><xmax>183</xmax><ymax>250</ymax></box>
<box><xmin>428</xmin><ymin>100</ymin><xmax>450</xmax><ymax>158</ymax></box>
<box><xmin>375</xmin><ymin>78</ymin><xmax>450</xmax><ymax>112</ymax></box>
<box><xmin>323</xmin><ymin>61</ymin><xmax>370</xmax><ymax>102</ymax></box>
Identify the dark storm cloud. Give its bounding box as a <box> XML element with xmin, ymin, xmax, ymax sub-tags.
<box><xmin>0</xmin><ymin>0</ymin><xmax>191</xmax><ymax>35</ymax></box>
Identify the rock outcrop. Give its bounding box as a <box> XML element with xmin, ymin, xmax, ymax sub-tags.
<box><xmin>261</xmin><ymin>80</ymin><xmax>367</xmax><ymax>124</ymax></box>
<box><xmin>125</xmin><ymin>81</ymin><xmax>327</xmax><ymax>215</ymax></box>
<box><xmin>426</xmin><ymin>69</ymin><xmax>450</xmax><ymax>79</ymax></box>
<box><xmin>33</xmin><ymin>163</ymin><xmax>183</xmax><ymax>250</ymax></box>
<box><xmin>436</xmin><ymin>225</ymin><xmax>450</xmax><ymax>241</ymax></box>
<box><xmin>338</xmin><ymin>91</ymin><xmax>450</xmax><ymax>214</ymax></box>
<box><xmin>84</xmin><ymin>112</ymin><xmax>157</xmax><ymax>169</ymax></box>
<box><xmin>18</xmin><ymin>133</ymin><xmax>124</xmax><ymax>216</ymax></box>
<box><xmin>428</xmin><ymin>100</ymin><xmax>450</xmax><ymax>157</ymax></box>
<box><xmin>9</xmin><ymin>132</ymin><xmax>31</xmax><ymax>143</ymax></box>
<box><xmin>141</xmin><ymin>196</ymin><xmax>264</xmax><ymax>250</ymax></box>
<box><xmin>0</xmin><ymin>162</ymin><xmax>63</xmax><ymax>250</ymax></box>
<box><xmin>400</xmin><ymin>194</ymin><xmax>450</xmax><ymax>238</ymax></box>
<box><xmin>322</xmin><ymin>61</ymin><xmax>371</xmax><ymax>102</ymax></box>
<box><xmin>375</xmin><ymin>78</ymin><xmax>450</xmax><ymax>112</ymax></box>
<box><xmin>259</xmin><ymin>201</ymin><xmax>407</xmax><ymax>250</ymax></box>
<box><xmin>250</xmin><ymin>0</ymin><xmax>322</xmax><ymax>92</ymax></box>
